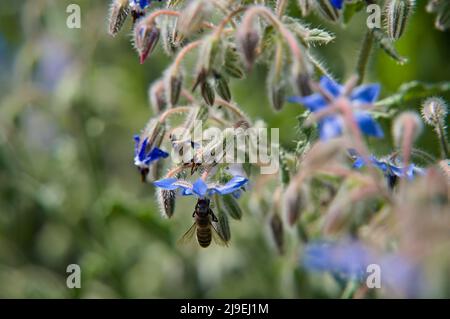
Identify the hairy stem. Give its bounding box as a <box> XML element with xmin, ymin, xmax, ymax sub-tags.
<box><xmin>356</xmin><ymin>30</ymin><xmax>374</xmax><ymax>85</ymax></box>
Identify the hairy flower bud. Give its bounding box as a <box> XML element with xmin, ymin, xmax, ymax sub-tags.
<box><xmin>157</xmin><ymin>189</ymin><xmax>176</xmax><ymax>218</ymax></box>
<box><xmin>284</xmin><ymin>181</ymin><xmax>306</xmax><ymax>226</ymax></box>
<box><xmin>385</xmin><ymin>0</ymin><xmax>415</xmax><ymax>40</ymax></box>
<box><xmin>201</xmin><ymin>79</ymin><xmax>215</xmax><ymax>106</ymax></box>
<box><xmin>214</xmin><ymin>72</ymin><xmax>231</xmax><ymax>102</ymax></box>
<box><xmin>177</xmin><ymin>0</ymin><xmax>210</xmax><ymax>38</ymax></box>
<box><xmin>133</xmin><ymin>21</ymin><xmax>160</xmax><ymax>64</ymax></box>
<box><xmin>148</xmin><ymin>80</ymin><xmax>167</xmax><ymax>113</ymax></box>
<box><xmin>269</xmin><ymin>213</ymin><xmax>284</xmax><ymax>255</ymax></box>
<box><xmin>435</xmin><ymin>2</ymin><xmax>450</xmax><ymax>31</ymax></box>
<box><xmin>108</xmin><ymin>0</ymin><xmax>130</xmax><ymax>36</ymax></box>
<box><xmin>236</xmin><ymin>28</ymin><xmax>261</xmax><ymax>70</ymax></box>
<box><xmin>392</xmin><ymin>111</ymin><xmax>423</xmax><ymax>147</ymax></box>
<box><xmin>164</xmin><ymin>67</ymin><xmax>183</xmax><ymax>107</ymax></box>
<box><xmin>421</xmin><ymin>97</ymin><xmax>448</xmax><ymax>126</ymax></box>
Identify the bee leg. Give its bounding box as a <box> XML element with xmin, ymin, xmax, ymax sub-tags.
<box><xmin>209</xmin><ymin>209</ymin><xmax>218</xmax><ymax>222</ymax></box>
<box><xmin>192</xmin><ymin>211</ymin><xmax>196</xmax><ymax>217</ymax></box>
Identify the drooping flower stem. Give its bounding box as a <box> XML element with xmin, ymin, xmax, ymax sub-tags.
<box><xmin>173</xmin><ymin>40</ymin><xmax>202</xmax><ymax>73</ymax></box>
<box><xmin>355</xmin><ymin>30</ymin><xmax>374</xmax><ymax>85</ymax></box>
<box><xmin>242</xmin><ymin>6</ymin><xmax>307</xmax><ymax>72</ymax></box>
<box><xmin>215</xmin><ymin>98</ymin><xmax>249</xmax><ymax>122</ymax></box>
<box><xmin>158</xmin><ymin>106</ymin><xmax>193</xmax><ymax>123</ymax></box>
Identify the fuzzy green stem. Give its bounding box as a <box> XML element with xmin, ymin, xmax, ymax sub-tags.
<box><xmin>356</xmin><ymin>30</ymin><xmax>374</xmax><ymax>85</ymax></box>
<box><xmin>436</xmin><ymin>122</ymin><xmax>449</xmax><ymax>158</ymax></box>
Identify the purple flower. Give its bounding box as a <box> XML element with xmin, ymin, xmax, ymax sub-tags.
<box><xmin>288</xmin><ymin>76</ymin><xmax>384</xmax><ymax>141</ymax></box>
<box><xmin>154</xmin><ymin>175</ymin><xmax>249</xmax><ymax>198</ymax></box>
<box><xmin>134</xmin><ymin>134</ymin><xmax>168</xmax><ymax>167</ymax></box>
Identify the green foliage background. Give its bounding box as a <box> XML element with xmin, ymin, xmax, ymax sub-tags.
<box><xmin>0</xmin><ymin>0</ymin><xmax>448</xmax><ymax>298</ymax></box>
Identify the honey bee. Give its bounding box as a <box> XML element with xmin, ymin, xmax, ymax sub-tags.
<box><xmin>179</xmin><ymin>198</ymin><xmax>228</xmax><ymax>248</ymax></box>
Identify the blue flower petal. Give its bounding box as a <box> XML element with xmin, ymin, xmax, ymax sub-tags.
<box><xmin>318</xmin><ymin>116</ymin><xmax>343</xmax><ymax>140</ymax></box>
<box><xmin>320</xmin><ymin>76</ymin><xmax>342</xmax><ymax>97</ymax></box>
<box><xmin>330</xmin><ymin>0</ymin><xmax>344</xmax><ymax>9</ymax></box>
<box><xmin>192</xmin><ymin>178</ymin><xmax>208</xmax><ymax>197</ymax></box>
<box><xmin>143</xmin><ymin>147</ymin><xmax>169</xmax><ymax>165</ymax></box>
<box><xmin>153</xmin><ymin>178</ymin><xmax>178</xmax><ymax>190</ymax></box>
<box><xmin>138</xmin><ymin>138</ymin><xmax>148</xmax><ymax>161</ymax></box>
<box><xmin>210</xmin><ymin>176</ymin><xmax>249</xmax><ymax>195</ymax></box>
<box><xmin>354</xmin><ymin>111</ymin><xmax>384</xmax><ymax>138</ymax></box>
<box><xmin>288</xmin><ymin>94</ymin><xmax>328</xmax><ymax>112</ymax></box>
<box><xmin>351</xmin><ymin>84</ymin><xmax>381</xmax><ymax>104</ymax></box>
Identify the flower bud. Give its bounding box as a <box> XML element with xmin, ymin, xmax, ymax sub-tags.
<box><xmin>164</xmin><ymin>67</ymin><xmax>183</xmax><ymax>107</ymax></box>
<box><xmin>157</xmin><ymin>189</ymin><xmax>176</xmax><ymax>218</ymax></box>
<box><xmin>221</xmin><ymin>194</ymin><xmax>242</xmax><ymax>220</ymax></box>
<box><xmin>177</xmin><ymin>0</ymin><xmax>210</xmax><ymax>38</ymax></box>
<box><xmin>236</xmin><ymin>28</ymin><xmax>261</xmax><ymax>70</ymax></box>
<box><xmin>269</xmin><ymin>213</ymin><xmax>284</xmax><ymax>255</ymax></box>
<box><xmin>435</xmin><ymin>2</ymin><xmax>450</xmax><ymax>31</ymax></box>
<box><xmin>284</xmin><ymin>181</ymin><xmax>306</xmax><ymax>226</ymax></box>
<box><xmin>201</xmin><ymin>79</ymin><xmax>215</xmax><ymax>106</ymax></box>
<box><xmin>421</xmin><ymin>97</ymin><xmax>448</xmax><ymax>126</ymax></box>
<box><xmin>214</xmin><ymin>72</ymin><xmax>231</xmax><ymax>102</ymax></box>
<box><xmin>108</xmin><ymin>0</ymin><xmax>130</xmax><ymax>37</ymax></box>
<box><xmin>148</xmin><ymin>80</ymin><xmax>167</xmax><ymax>113</ymax></box>
<box><xmin>393</xmin><ymin>111</ymin><xmax>423</xmax><ymax>147</ymax></box>
<box><xmin>385</xmin><ymin>0</ymin><xmax>415</xmax><ymax>40</ymax></box>
<box><xmin>315</xmin><ymin>0</ymin><xmax>342</xmax><ymax>23</ymax></box>
<box><xmin>133</xmin><ymin>20</ymin><xmax>160</xmax><ymax>64</ymax></box>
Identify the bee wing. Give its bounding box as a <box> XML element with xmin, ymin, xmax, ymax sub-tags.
<box><xmin>177</xmin><ymin>222</ymin><xmax>197</xmax><ymax>246</ymax></box>
<box><xmin>211</xmin><ymin>222</ymin><xmax>229</xmax><ymax>247</ymax></box>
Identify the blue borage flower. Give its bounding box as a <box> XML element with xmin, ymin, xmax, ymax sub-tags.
<box><xmin>349</xmin><ymin>149</ymin><xmax>424</xmax><ymax>185</ymax></box>
<box><xmin>302</xmin><ymin>240</ymin><xmax>424</xmax><ymax>297</ymax></box>
<box><xmin>129</xmin><ymin>0</ymin><xmax>158</xmax><ymax>10</ymax></box>
<box><xmin>330</xmin><ymin>0</ymin><xmax>344</xmax><ymax>10</ymax></box>
<box><xmin>288</xmin><ymin>76</ymin><xmax>384</xmax><ymax>141</ymax></box>
<box><xmin>133</xmin><ymin>134</ymin><xmax>169</xmax><ymax>167</ymax></box>
<box><xmin>154</xmin><ymin>175</ymin><xmax>249</xmax><ymax>198</ymax></box>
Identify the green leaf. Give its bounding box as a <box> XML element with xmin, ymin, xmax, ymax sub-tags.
<box><xmin>376</xmin><ymin>81</ymin><xmax>450</xmax><ymax>108</ymax></box>
<box><xmin>221</xmin><ymin>194</ymin><xmax>243</xmax><ymax>220</ymax></box>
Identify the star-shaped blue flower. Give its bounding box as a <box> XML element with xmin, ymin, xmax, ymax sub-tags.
<box><xmin>288</xmin><ymin>76</ymin><xmax>384</xmax><ymax>141</ymax></box>
<box><xmin>349</xmin><ymin>149</ymin><xmax>424</xmax><ymax>188</ymax></box>
<box><xmin>134</xmin><ymin>134</ymin><xmax>169</xmax><ymax>167</ymax></box>
<box><xmin>154</xmin><ymin>175</ymin><xmax>249</xmax><ymax>198</ymax></box>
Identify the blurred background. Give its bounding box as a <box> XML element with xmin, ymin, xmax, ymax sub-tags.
<box><xmin>0</xmin><ymin>0</ymin><xmax>449</xmax><ymax>298</ymax></box>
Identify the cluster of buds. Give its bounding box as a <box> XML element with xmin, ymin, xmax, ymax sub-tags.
<box><xmin>106</xmin><ymin>0</ymin><xmax>449</xmax><ymax>273</ymax></box>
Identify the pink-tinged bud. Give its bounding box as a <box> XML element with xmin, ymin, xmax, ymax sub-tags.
<box><xmin>393</xmin><ymin>111</ymin><xmax>423</xmax><ymax>147</ymax></box>
<box><xmin>133</xmin><ymin>21</ymin><xmax>160</xmax><ymax>64</ymax></box>
<box><xmin>237</xmin><ymin>30</ymin><xmax>260</xmax><ymax>70</ymax></box>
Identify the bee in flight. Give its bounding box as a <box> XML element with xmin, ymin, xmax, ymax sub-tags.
<box><xmin>179</xmin><ymin>198</ymin><xmax>228</xmax><ymax>248</ymax></box>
